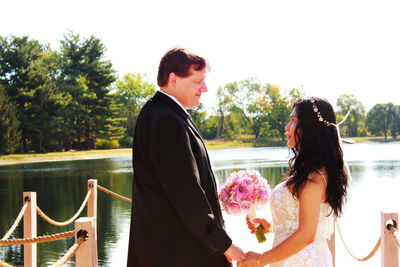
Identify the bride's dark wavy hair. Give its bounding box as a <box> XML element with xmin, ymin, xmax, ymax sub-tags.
<box><xmin>286</xmin><ymin>97</ymin><xmax>348</xmax><ymax>216</ymax></box>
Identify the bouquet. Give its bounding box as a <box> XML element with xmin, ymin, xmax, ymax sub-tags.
<box><xmin>218</xmin><ymin>169</ymin><xmax>271</xmax><ymax>243</ymax></box>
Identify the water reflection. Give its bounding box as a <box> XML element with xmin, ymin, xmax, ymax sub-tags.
<box><xmin>213</xmin><ymin>166</ymin><xmax>287</xmax><ymax>189</ymax></box>
<box><xmin>0</xmin><ymin>142</ymin><xmax>399</xmax><ymax>266</ymax></box>
<box><xmin>0</xmin><ymin>158</ymin><xmax>133</xmax><ymax>266</ymax></box>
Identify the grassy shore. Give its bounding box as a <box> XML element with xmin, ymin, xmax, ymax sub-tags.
<box><xmin>0</xmin><ymin>148</ymin><xmax>132</xmax><ymax>166</ymax></box>
<box><xmin>346</xmin><ymin>136</ymin><xmax>399</xmax><ymax>143</ymax></box>
<box><xmin>0</xmin><ymin>136</ymin><xmax>398</xmax><ymax>166</ymax></box>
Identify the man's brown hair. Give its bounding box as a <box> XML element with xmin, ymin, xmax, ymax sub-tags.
<box><xmin>157</xmin><ymin>47</ymin><xmax>208</xmax><ymax>87</ymax></box>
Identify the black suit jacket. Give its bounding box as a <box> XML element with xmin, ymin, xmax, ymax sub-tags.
<box><xmin>127</xmin><ymin>92</ymin><xmax>232</xmax><ymax>267</ymax></box>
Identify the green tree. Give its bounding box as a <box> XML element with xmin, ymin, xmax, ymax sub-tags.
<box><xmin>217</xmin><ymin>78</ymin><xmax>270</xmax><ymax>139</ymax></box>
<box><xmin>265</xmin><ymin>85</ymin><xmax>293</xmax><ymax>141</ymax></box>
<box><xmin>390</xmin><ymin>105</ymin><xmax>400</xmax><ymax>139</ymax></box>
<box><xmin>188</xmin><ymin>103</ymin><xmax>220</xmax><ymax>139</ymax></box>
<box><xmin>240</xmin><ymin>78</ymin><xmax>270</xmax><ymax>139</ymax></box>
<box><xmin>26</xmin><ymin>49</ymin><xmax>67</xmax><ymax>152</ymax></box>
<box><xmin>288</xmin><ymin>86</ymin><xmax>305</xmax><ymax>104</ymax></box>
<box><xmin>58</xmin><ymin>32</ymin><xmax>117</xmax><ymax>150</ymax></box>
<box><xmin>215</xmin><ymin>82</ymin><xmax>238</xmax><ymax>138</ymax></box>
<box><xmin>0</xmin><ymin>35</ymin><xmax>44</xmax><ymax>152</ymax></box>
<box><xmin>336</xmin><ymin>94</ymin><xmax>366</xmax><ymax>137</ymax></box>
<box><xmin>366</xmin><ymin>103</ymin><xmax>392</xmax><ymax>139</ymax></box>
<box><xmin>214</xmin><ymin>78</ymin><xmax>301</xmax><ymax>141</ymax></box>
<box><xmin>0</xmin><ymin>85</ymin><xmax>21</xmax><ymax>154</ymax></box>
<box><xmin>114</xmin><ymin>72</ymin><xmax>155</xmax><ymax>147</ymax></box>
<box><xmin>236</xmin><ymin>81</ymin><xmax>299</xmax><ymax>141</ymax></box>
<box><xmin>188</xmin><ymin>103</ymin><xmax>206</xmax><ymax>130</ymax></box>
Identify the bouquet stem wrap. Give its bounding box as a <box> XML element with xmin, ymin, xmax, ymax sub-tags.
<box><xmin>247</xmin><ymin>207</ymin><xmax>266</xmax><ymax>243</ymax></box>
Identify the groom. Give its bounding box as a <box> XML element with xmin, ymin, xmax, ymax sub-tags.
<box><xmin>127</xmin><ymin>47</ymin><xmax>244</xmax><ymax>266</ymax></box>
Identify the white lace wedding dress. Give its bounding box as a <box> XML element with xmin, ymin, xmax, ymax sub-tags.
<box><xmin>269</xmin><ymin>180</ymin><xmax>334</xmax><ymax>267</ymax></box>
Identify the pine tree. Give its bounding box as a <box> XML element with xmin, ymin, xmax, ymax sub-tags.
<box><xmin>0</xmin><ymin>85</ymin><xmax>21</xmax><ymax>154</ymax></box>
<box><xmin>58</xmin><ymin>32</ymin><xmax>117</xmax><ymax>150</ymax></box>
<box><xmin>0</xmin><ymin>35</ymin><xmax>43</xmax><ymax>152</ymax></box>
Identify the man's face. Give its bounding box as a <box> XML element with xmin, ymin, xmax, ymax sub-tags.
<box><xmin>172</xmin><ymin>67</ymin><xmax>208</xmax><ymax>109</ymax></box>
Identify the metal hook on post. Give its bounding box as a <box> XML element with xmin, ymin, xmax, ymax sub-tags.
<box><xmin>386</xmin><ymin>219</ymin><xmax>397</xmax><ymax>232</ymax></box>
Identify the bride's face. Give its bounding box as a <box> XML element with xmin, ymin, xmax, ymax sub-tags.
<box><xmin>285</xmin><ymin>107</ymin><xmax>299</xmax><ymax>149</ymax></box>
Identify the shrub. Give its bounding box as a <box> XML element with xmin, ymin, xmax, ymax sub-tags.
<box><xmin>95</xmin><ymin>138</ymin><xmax>120</xmax><ymax>149</ymax></box>
<box><xmin>119</xmin><ymin>136</ymin><xmax>133</xmax><ymax>148</ymax></box>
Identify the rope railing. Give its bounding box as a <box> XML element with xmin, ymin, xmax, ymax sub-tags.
<box><xmin>0</xmin><ymin>230</ymin><xmax>75</xmax><ymax>246</ymax></box>
<box><xmin>0</xmin><ymin>230</ymin><xmax>88</xmax><ymax>266</ymax></box>
<box><xmin>388</xmin><ymin>222</ymin><xmax>400</xmax><ymax>248</ymax></box>
<box><xmin>336</xmin><ymin>220</ymin><xmax>381</xmax><ymax>261</ymax></box>
<box><xmin>36</xmin><ymin>189</ymin><xmax>92</xmax><ymax>226</ymax></box>
<box><xmin>50</xmin><ymin>235</ymin><xmax>85</xmax><ymax>267</ymax></box>
<box><xmin>1</xmin><ymin>202</ymin><xmax>28</xmax><ymax>240</ymax></box>
<box><xmin>0</xmin><ymin>259</ymin><xmax>14</xmax><ymax>267</ymax></box>
<box><xmin>97</xmin><ymin>184</ymin><xmax>132</xmax><ymax>203</ymax></box>
<box><xmin>2</xmin><ymin>183</ymin><xmax>98</xmax><ymax>266</ymax></box>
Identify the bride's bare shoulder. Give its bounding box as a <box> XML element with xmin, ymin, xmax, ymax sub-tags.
<box><xmin>307</xmin><ymin>169</ymin><xmax>328</xmax><ymax>187</ymax></box>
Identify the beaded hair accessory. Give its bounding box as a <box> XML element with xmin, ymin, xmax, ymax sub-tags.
<box><xmin>310</xmin><ymin>98</ymin><xmax>349</xmax><ymax>127</ymax></box>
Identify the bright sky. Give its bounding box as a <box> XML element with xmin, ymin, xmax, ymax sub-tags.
<box><xmin>2</xmin><ymin>0</ymin><xmax>400</xmax><ymax>112</ymax></box>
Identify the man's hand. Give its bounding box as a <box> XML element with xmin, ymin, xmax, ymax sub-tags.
<box><xmin>224</xmin><ymin>244</ymin><xmax>245</xmax><ymax>262</ymax></box>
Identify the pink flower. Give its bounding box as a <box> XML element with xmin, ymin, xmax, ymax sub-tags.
<box><xmin>240</xmin><ymin>201</ymin><xmax>252</xmax><ymax>212</ymax></box>
<box><xmin>219</xmin><ymin>187</ymin><xmax>229</xmax><ymax>202</ymax></box>
<box><xmin>249</xmin><ymin>191</ymin><xmax>259</xmax><ymax>202</ymax></box>
<box><xmin>241</xmin><ymin>177</ymin><xmax>253</xmax><ymax>186</ymax></box>
<box><xmin>231</xmin><ymin>173</ymin><xmax>240</xmax><ymax>183</ymax></box>
<box><xmin>230</xmin><ymin>192</ymin><xmax>241</xmax><ymax>203</ymax></box>
<box><xmin>235</xmin><ymin>183</ymin><xmax>253</xmax><ymax>197</ymax></box>
<box><xmin>227</xmin><ymin>203</ymin><xmax>241</xmax><ymax>214</ymax></box>
<box><xmin>258</xmin><ymin>186</ymin><xmax>271</xmax><ymax>201</ymax></box>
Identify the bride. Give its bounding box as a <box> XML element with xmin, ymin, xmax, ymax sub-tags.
<box><xmin>239</xmin><ymin>97</ymin><xmax>349</xmax><ymax>267</ymax></box>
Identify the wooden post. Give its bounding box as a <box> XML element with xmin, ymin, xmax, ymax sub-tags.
<box><xmin>87</xmin><ymin>179</ymin><xmax>98</xmax><ymax>260</ymax></box>
<box><xmin>87</xmin><ymin>179</ymin><xmax>97</xmax><ymax>219</ymax></box>
<box><xmin>328</xmin><ymin>227</ymin><xmax>335</xmax><ymax>267</ymax></box>
<box><xmin>381</xmin><ymin>212</ymin><xmax>399</xmax><ymax>267</ymax></box>
<box><xmin>75</xmin><ymin>217</ymin><xmax>98</xmax><ymax>267</ymax></box>
<box><xmin>23</xmin><ymin>192</ymin><xmax>36</xmax><ymax>267</ymax></box>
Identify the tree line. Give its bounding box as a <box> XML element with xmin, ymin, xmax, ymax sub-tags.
<box><xmin>1</xmin><ymin>33</ymin><xmax>399</xmax><ymax>155</ymax></box>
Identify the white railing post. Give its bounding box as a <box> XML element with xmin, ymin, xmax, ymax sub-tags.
<box><xmin>328</xmin><ymin>227</ymin><xmax>335</xmax><ymax>267</ymax></box>
<box><xmin>23</xmin><ymin>192</ymin><xmax>36</xmax><ymax>267</ymax></box>
<box><xmin>381</xmin><ymin>212</ymin><xmax>399</xmax><ymax>267</ymax></box>
<box><xmin>75</xmin><ymin>217</ymin><xmax>98</xmax><ymax>267</ymax></box>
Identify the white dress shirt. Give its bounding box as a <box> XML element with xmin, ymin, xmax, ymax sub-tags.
<box><xmin>157</xmin><ymin>89</ymin><xmax>189</xmax><ymax>115</ymax></box>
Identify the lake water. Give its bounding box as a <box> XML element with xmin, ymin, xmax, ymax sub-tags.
<box><xmin>0</xmin><ymin>142</ymin><xmax>399</xmax><ymax>266</ymax></box>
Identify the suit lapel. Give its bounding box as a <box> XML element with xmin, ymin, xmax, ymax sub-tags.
<box><xmin>186</xmin><ymin>114</ymin><xmax>203</xmax><ymax>139</ymax></box>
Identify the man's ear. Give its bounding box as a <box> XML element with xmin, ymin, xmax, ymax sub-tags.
<box><xmin>169</xmin><ymin>72</ymin><xmax>177</xmax><ymax>87</ymax></box>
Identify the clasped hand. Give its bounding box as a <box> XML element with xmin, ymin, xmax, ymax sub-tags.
<box><xmin>224</xmin><ymin>244</ymin><xmax>245</xmax><ymax>262</ymax></box>
<box><xmin>225</xmin><ymin>245</ymin><xmax>261</xmax><ymax>267</ymax></box>
<box><xmin>225</xmin><ymin>216</ymin><xmax>271</xmax><ymax>266</ymax></box>
<box><xmin>237</xmin><ymin>251</ymin><xmax>261</xmax><ymax>267</ymax></box>
<box><xmin>236</xmin><ymin>216</ymin><xmax>271</xmax><ymax>266</ymax></box>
